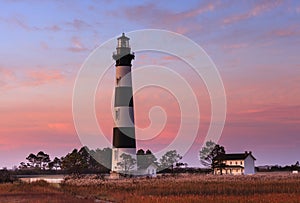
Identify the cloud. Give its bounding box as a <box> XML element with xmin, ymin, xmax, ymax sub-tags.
<box><xmin>0</xmin><ymin>67</ymin><xmax>15</xmax><ymax>78</ymax></box>
<box><xmin>40</xmin><ymin>41</ymin><xmax>49</xmax><ymax>50</ymax></box>
<box><xmin>122</xmin><ymin>2</ymin><xmax>220</xmax><ymax>34</ymax></box>
<box><xmin>25</xmin><ymin>70</ymin><xmax>64</xmax><ymax>86</ymax></box>
<box><xmin>230</xmin><ymin>104</ymin><xmax>300</xmax><ymax>125</ymax></box>
<box><xmin>47</xmin><ymin>122</ymin><xmax>73</xmax><ymax>132</ymax></box>
<box><xmin>0</xmin><ymin>67</ymin><xmax>65</xmax><ymax>89</ymax></box>
<box><xmin>269</xmin><ymin>26</ymin><xmax>300</xmax><ymax>37</ymax></box>
<box><xmin>223</xmin><ymin>43</ymin><xmax>248</xmax><ymax>50</ymax></box>
<box><xmin>65</xmin><ymin>19</ymin><xmax>91</xmax><ymax>30</ymax></box>
<box><xmin>4</xmin><ymin>16</ymin><xmax>61</xmax><ymax>32</ymax></box>
<box><xmin>68</xmin><ymin>36</ymin><xmax>88</xmax><ymax>52</ymax></box>
<box><xmin>0</xmin><ymin>67</ymin><xmax>16</xmax><ymax>88</ymax></box>
<box><xmin>222</xmin><ymin>1</ymin><xmax>283</xmax><ymax>25</ymax></box>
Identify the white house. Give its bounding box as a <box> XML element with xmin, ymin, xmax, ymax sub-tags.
<box><xmin>138</xmin><ymin>163</ymin><xmax>158</xmax><ymax>177</ymax></box>
<box><xmin>214</xmin><ymin>151</ymin><xmax>256</xmax><ymax>175</ymax></box>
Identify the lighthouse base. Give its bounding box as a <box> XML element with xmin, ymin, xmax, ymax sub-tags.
<box><xmin>111</xmin><ymin>147</ymin><xmax>137</xmax><ymax>174</ymax></box>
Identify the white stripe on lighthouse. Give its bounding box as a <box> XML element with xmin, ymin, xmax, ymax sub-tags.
<box><xmin>114</xmin><ymin>107</ymin><xmax>134</xmax><ymax>128</ymax></box>
<box><xmin>116</xmin><ymin>66</ymin><xmax>132</xmax><ymax>87</ymax></box>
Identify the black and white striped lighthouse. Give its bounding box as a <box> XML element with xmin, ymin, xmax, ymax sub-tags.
<box><xmin>111</xmin><ymin>33</ymin><xmax>136</xmax><ymax>172</ymax></box>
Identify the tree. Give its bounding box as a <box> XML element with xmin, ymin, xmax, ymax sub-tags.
<box><xmin>26</xmin><ymin>153</ymin><xmax>38</xmax><ymax>168</ymax></box>
<box><xmin>117</xmin><ymin>153</ymin><xmax>136</xmax><ymax>174</ymax></box>
<box><xmin>19</xmin><ymin>162</ymin><xmax>28</xmax><ymax>170</ymax></box>
<box><xmin>36</xmin><ymin>151</ymin><xmax>51</xmax><ymax>170</ymax></box>
<box><xmin>61</xmin><ymin>149</ymin><xmax>87</xmax><ymax>174</ymax></box>
<box><xmin>291</xmin><ymin>161</ymin><xmax>300</xmax><ymax>171</ymax></box>
<box><xmin>199</xmin><ymin>141</ymin><xmax>226</xmax><ymax>174</ymax></box>
<box><xmin>49</xmin><ymin>157</ymin><xmax>61</xmax><ymax>170</ymax></box>
<box><xmin>159</xmin><ymin>150</ymin><xmax>182</xmax><ymax>172</ymax></box>
<box><xmin>25</xmin><ymin>151</ymin><xmax>51</xmax><ymax>170</ymax></box>
<box><xmin>0</xmin><ymin>169</ymin><xmax>16</xmax><ymax>183</ymax></box>
<box><xmin>136</xmin><ymin>149</ymin><xmax>146</xmax><ymax>169</ymax></box>
<box><xmin>90</xmin><ymin>147</ymin><xmax>112</xmax><ymax>171</ymax></box>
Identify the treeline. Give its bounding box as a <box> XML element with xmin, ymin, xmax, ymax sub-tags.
<box><xmin>256</xmin><ymin>161</ymin><xmax>300</xmax><ymax>172</ymax></box>
<box><xmin>14</xmin><ymin>147</ymin><xmax>192</xmax><ymax>175</ymax></box>
<box><xmin>16</xmin><ymin>147</ymin><xmax>112</xmax><ymax>175</ymax></box>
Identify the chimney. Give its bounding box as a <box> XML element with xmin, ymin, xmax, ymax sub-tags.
<box><xmin>245</xmin><ymin>151</ymin><xmax>248</xmax><ymax>154</ymax></box>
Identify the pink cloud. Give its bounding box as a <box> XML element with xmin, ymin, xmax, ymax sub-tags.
<box><xmin>44</xmin><ymin>24</ymin><xmax>61</xmax><ymax>32</ymax></box>
<box><xmin>122</xmin><ymin>2</ymin><xmax>220</xmax><ymax>34</ymax></box>
<box><xmin>223</xmin><ymin>43</ymin><xmax>248</xmax><ymax>50</ymax></box>
<box><xmin>269</xmin><ymin>26</ymin><xmax>299</xmax><ymax>37</ymax></box>
<box><xmin>0</xmin><ymin>67</ymin><xmax>15</xmax><ymax>78</ymax></box>
<box><xmin>3</xmin><ymin>16</ymin><xmax>61</xmax><ymax>32</ymax></box>
<box><xmin>68</xmin><ymin>36</ymin><xmax>88</xmax><ymax>52</ymax></box>
<box><xmin>66</xmin><ymin>19</ymin><xmax>91</xmax><ymax>30</ymax></box>
<box><xmin>223</xmin><ymin>1</ymin><xmax>283</xmax><ymax>25</ymax></box>
<box><xmin>0</xmin><ymin>67</ymin><xmax>16</xmax><ymax>88</ymax></box>
<box><xmin>40</xmin><ymin>41</ymin><xmax>49</xmax><ymax>50</ymax></box>
<box><xmin>0</xmin><ymin>67</ymin><xmax>67</xmax><ymax>90</ymax></box>
<box><xmin>233</xmin><ymin>105</ymin><xmax>300</xmax><ymax>125</ymax></box>
<box><xmin>47</xmin><ymin>122</ymin><xmax>73</xmax><ymax>132</ymax></box>
<box><xmin>25</xmin><ymin>70</ymin><xmax>64</xmax><ymax>86</ymax></box>
<box><xmin>181</xmin><ymin>2</ymin><xmax>217</xmax><ymax>18</ymax></box>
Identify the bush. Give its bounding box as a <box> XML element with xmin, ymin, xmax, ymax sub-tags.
<box><xmin>0</xmin><ymin>169</ymin><xmax>17</xmax><ymax>183</ymax></box>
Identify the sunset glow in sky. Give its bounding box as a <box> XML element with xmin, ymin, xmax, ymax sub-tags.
<box><xmin>0</xmin><ymin>0</ymin><xmax>300</xmax><ymax>168</ymax></box>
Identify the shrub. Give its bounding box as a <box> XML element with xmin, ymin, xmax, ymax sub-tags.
<box><xmin>0</xmin><ymin>169</ymin><xmax>17</xmax><ymax>183</ymax></box>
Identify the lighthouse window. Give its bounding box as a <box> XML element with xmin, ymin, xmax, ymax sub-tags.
<box><xmin>116</xmin><ymin>76</ymin><xmax>121</xmax><ymax>85</ymax></box>
<box><xmin>114</xmin><ymin>150</ymin><xmax>118</xmax><ymax>161</ymax></box>
<box><xmin>118</xmin><ymin>40</ymin><xmax>122</xmax><ymax>47</ymax></box>
<box><xmin>116</xmin><ymin>109</ymin><xmax>120</xmax><ymax>121</ymax></box>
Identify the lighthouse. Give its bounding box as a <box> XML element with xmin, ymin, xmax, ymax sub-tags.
<box><xmin>111</xmin><ymin>33</ymin><xmax>137</xmax><ymax>173</ymax></box>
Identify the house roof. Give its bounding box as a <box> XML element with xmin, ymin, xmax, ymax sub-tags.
<box><xmin>215</xmin><ymin>152</ymin><xmax>256</xmax><ymax>161</ymax></box>
<box><xmin>138</xmin><ymin>163</ymin><xmax>158</xmax><ymax>170</ymax></box>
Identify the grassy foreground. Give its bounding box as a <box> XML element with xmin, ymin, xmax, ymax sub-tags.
<box><xmin>1</xmin><ymin>173</ymin><xmax>300</xmax><ymax>202</ymax></box>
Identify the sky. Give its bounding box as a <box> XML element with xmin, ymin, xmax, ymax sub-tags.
<box><xmin>0</xmin><ymin>0</ymin><xmax>299</xmax><ymax>168</ymax></box>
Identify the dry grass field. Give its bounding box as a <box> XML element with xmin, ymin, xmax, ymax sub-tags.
<box><xmin>0</xmin><ymin>173</ymin><xmax>300</xmax><ymax>202</ymax></box>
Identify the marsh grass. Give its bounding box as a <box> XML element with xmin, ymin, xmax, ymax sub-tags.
<box><xmin>60</xmin><ymin>173</ymin><xmax>300</xmax><ymax>202</ymax></box>
<box><xmin>0</xmin><ymin>173</ymin><xmax>299</xmax><ymax>202</ymax></box>
<box><xmin>0</xmin><ymin>180</ymin><xmax>92</xmax><ymax>202</ymax></box>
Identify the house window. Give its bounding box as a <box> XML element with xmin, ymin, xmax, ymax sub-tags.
<box><xmin>240</xmin><ymin>161</ymin><xmax>243</xmax><ymax>165</ymax></box>
<box><xmin>152</xmin><ymin>169</ymin><xmax>155</xmax><ymax>174</ymax></box>
<box><xmin>235</xmin><ymin>161</ymin><xmax>238</xmax><ymax>165</ymax></box>
<box><xmin>230</xmin><ymin>161</ymin><xmax>232</xmax><ymax>165</ymax></box>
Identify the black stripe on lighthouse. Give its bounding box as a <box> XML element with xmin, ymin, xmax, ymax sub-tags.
<box><xmin>114</xmin><ymin>86</ymin><xmax>134</xmax><ymax>107</ymax></box>
<box><xmin>114</xmin><ymin>54</ymin><xmax>135</xmax><ymax>66</ymax></box>
<box><xmin>113</xmin><ymin>127</ymin><xmax>136</xmax><ymax>148</ymax></box>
